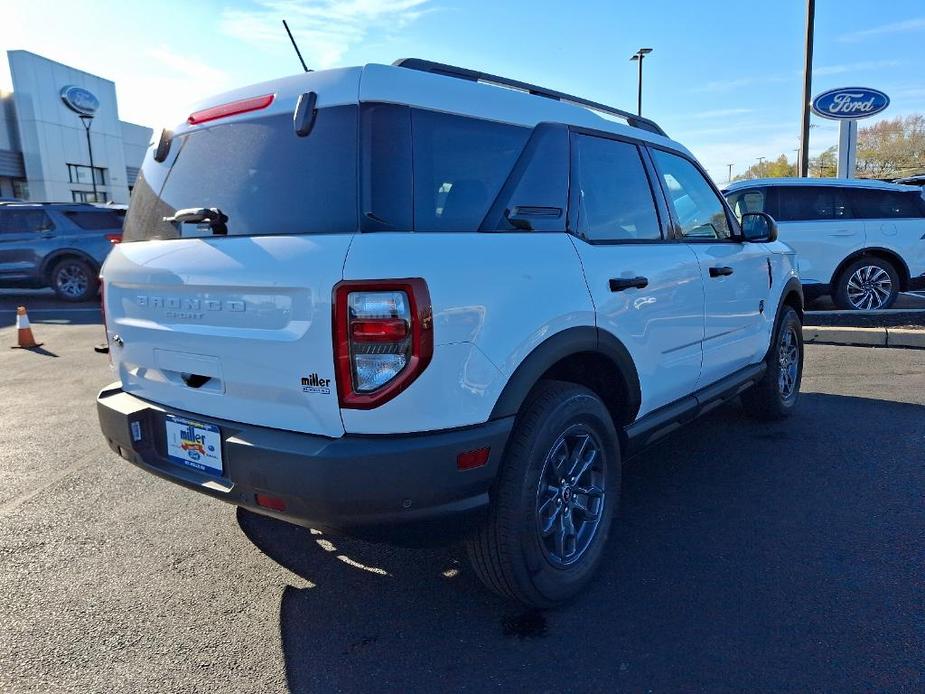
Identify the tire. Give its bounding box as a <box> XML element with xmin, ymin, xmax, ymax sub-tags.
<box><xmin>466</xmin><ymin>380</ymin><xmax>620</xmax><ymax>608</ymax></box>
<box><xmin>51</xmin><ymin>258</ymin><xmax>97</xmax><ymax>302</ymax></box>
<box><xmin>833</xmin><ymin>257</ymin><xmax>899</xmax><ymax>310</ymax></box>
<box><xmin>741</xmin><ymin>306</ymin><xmax>803</xmax><ymax>420</ymax></box>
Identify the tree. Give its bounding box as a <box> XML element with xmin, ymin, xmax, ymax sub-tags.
<box><xmin>732</xmin><ymin>154</ymin><xmax>796</xmax><ymax>181</ymax></box>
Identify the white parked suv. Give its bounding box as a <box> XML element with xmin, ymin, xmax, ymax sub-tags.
<box><xmin>97</xmin><ymin>60</ymin><xmax>804</xmax><ymax>606</ymax></box>
<box><xmin>724</xmin><ymin>178</ymin><xmax>925</xmax><ymax>309</ymax></box>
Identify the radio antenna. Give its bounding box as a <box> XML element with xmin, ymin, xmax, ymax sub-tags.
<box><xmin>282</xmin><ymin>19</ymin><xmax>310</xmax><ymax>72</ymax></box>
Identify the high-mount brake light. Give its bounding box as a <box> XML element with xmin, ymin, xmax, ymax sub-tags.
<box><xmin>187</xmin><ymin>93</ymin><xmax>275</xmax><ymax>125</ymax></box>
<box><xmin>333</xmin><ymin>279</ymin><xmax>433</xmax><ymax>409</ymax></box>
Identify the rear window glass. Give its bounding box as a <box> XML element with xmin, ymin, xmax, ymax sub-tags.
<box><xmin>850</xmin><ymin>189</ymin><xmax>925</xmax><ymax>219</ymax></box>
<box><xmin>65</xmin><ymin>210</ymin><xmax>124</xmax><ymax>230</ymax></box>
<box><xmin>411</xmin><ymin>110</ymin><xmax>529</xmax><ymax>231</ymax></box>
<box><xmin>123</xmin><ymin>106</ymin><xmax>358</xmax><ymax>241</ymax></box>
<box><xmin>775</xmin><ymin>186</ymin><xmax>851</xmax><ymax>221</ymax></box>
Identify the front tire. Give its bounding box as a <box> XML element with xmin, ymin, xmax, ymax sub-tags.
<box><xmin>741</xmin><ymin>306</ymin><xmax>803</xmax><ymax>420</ymax></box>
<box><xmin>466</xmin><ymin>381</ymin><xmax>620</xmax><ymax>607</ymax></box>
<box><xmin>51</xmin><ymin>258</ymin><xmax>97</xmax><ymax>302</ymax></box>
<box><xmin>833</xmin><ymin>258</ymin><xmax>899</xmax><ymax>310</ymax></box>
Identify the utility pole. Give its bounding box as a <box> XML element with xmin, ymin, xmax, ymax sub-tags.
<box><xmin>629</xmin><ymin>48</ymin><xmax>653</xmax><ymax>116</ymax></box>
<box><xmin>727</xmin><ymin>163</ymin><xmax>734</xmax><ymax>183</ymax></box>
<box><xmin>78</xmin><ymin>114</ymin><xmax>98</xmax><ymax>202</ymax></box>
<box><xmin>756</xmin><ymin>156</ymin><xmax>766</xmax><ymax>178</ymax></box>
<box><xmin>798</xmin><ymin>0</ymin><xmax>815</xmax><ymax>177</ymax></box>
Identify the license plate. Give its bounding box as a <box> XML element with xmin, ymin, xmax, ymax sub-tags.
<box><xmin>165</xmin><ymin>415</ymin><xmax>223</xmax><ymax>475</ymax></box>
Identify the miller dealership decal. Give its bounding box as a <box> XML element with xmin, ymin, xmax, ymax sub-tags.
<box><xmin>301</xmin><ymin>373</ymin><xmax>332</xmax><ymax>395</ymax></box>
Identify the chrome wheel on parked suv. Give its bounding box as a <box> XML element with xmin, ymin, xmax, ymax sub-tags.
<box><xmin>51</xmin><ymin>258</ymin><xmax>97</xmax><ymax>302</ymax></box>
<box><xmin>835</xmin><ymin>258</ymin><xmax>900</xmax><ymax>311</ymax></box>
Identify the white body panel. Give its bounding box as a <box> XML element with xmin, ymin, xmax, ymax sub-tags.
<box><xmin>689</xmin><ymin>241</ymin><xmax>774</xmax><ymax>385</ymax></box>
<box><xmin>867</xmin><ymin>218</ymin><xmax>925</xmax><ymax>280</ymax></box>
<box><xmin>568</xmin><ymin>239</ymin><xmax>704</xmax><ymax>417</ymax></box>
<box><xmin>340</xmin><ymin>233</ymin><xmax>595</xmax><ymax>434</ymax></box>
<box><xmin>103</xmin><ymin>235</ymin><xmax>353</xmax><ymax>437</ymax></box>
<box><xmin>777</xmin><ymin>218</ymin><xmax>866</xmax><ymax>285</ymax></box>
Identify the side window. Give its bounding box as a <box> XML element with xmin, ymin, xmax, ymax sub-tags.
<box><xmin>726</xmin><ymin>188</ymin><xmax>767</xmax><ymax>221</ymax></box>
<box><xmin>651</xmin><ymin>149</ymin><xmax>732</xmax><ymax>240</ymax></box>
<box><xmin>851</xmin><ymin>189</ymin><xmax>925</xmax><ymax>219</ymax></box>
<box><xmin>411</xmin><ymin>110</ymin><xmax>529</xmax><ymax>231</ymax></box>
<box><xmin>64</xmin><ymin>210</ymin><xmax>124</xmax><ymax>230</ymax></box>
<box><xmin>0</xmin><ymin>209</ymin><xmax>55</xmax><ymax>233</ymax></box>
<box><xmin>572</xmin><ymin>134</ymin><xmax>661</xmax><ymax>242</ymax></box>
<box><xmin>776</xmin><ymin>187</ymin><xmax>852</xmax><ymax>221</ymax></box>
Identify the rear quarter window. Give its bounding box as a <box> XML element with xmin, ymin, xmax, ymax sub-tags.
<box><xmin>850</xmin><ymin>189</ymin><xmax>925</xmax><ymax>219</ymax></box>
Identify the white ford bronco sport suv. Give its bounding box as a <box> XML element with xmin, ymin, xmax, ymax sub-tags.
<box><xmin>97</xmin><ymin>59</ymin><xmax>804</xmax><ymax>607</ymax></box>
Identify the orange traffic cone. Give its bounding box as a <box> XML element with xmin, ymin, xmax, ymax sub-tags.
<box><xmin>11</xmin><ymin>306</ymin><xmax>42</xmax><ymax>349</ymax></box>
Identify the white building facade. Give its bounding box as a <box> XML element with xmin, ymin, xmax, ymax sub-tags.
<box><xmin>0</xmin><ymin>51</ymin><xmax>152</xmax><ymax>203</ymax></box>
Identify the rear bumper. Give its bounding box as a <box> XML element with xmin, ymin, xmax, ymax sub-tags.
<box><xmin>97</xmin><ymin>383</ymin><xmax>512</xmax><ymax>544</ymax></box>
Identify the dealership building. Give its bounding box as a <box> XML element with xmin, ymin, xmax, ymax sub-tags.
<box><xmin>0</xmin><ymin>50</ymin><xmax>152</xmax><ymax>204</ymax></box>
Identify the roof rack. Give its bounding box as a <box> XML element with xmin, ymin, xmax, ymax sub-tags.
<box><xmin>393</xmin><ymin>58</ymin><xmax>667</xmax><ymax>137</ymax></box>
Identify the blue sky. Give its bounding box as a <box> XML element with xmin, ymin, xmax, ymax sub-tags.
<box><xmin>2</xmin><ymin>0</ymin><xmax>923</xmax><ymax>182</ymax></box>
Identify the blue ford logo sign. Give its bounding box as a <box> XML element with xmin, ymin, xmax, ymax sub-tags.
<box><xmin>59</xmin><ymin>85</ymin><xmax>100</xmax><ymax>116</ymax></box>
<box><xmin>811</xmin><ymin>87</ymin><xmax>889</xmax><ymax>120</ymax></box>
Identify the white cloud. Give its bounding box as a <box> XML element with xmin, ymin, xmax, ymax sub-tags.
<box><xmin>219</xmin><ymin>0</ymin><xmax>432</xmax><ymax>69</ymax></box>
<box><xmin>838</xmin><ymin>17</ymin><xmax>925</xmax><ymax>43</ymax></box>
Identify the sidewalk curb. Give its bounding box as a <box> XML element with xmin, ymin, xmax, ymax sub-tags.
<box><xmin>803</xmin><ymin>325</ymin><xmax>925</xmax><ymax>349</ymax></box>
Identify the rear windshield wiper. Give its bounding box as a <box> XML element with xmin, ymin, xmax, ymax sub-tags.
<box><xmin>162</xmin><ymin>207</ymin><xmax>228</xmax><ymax>235</ymax></box>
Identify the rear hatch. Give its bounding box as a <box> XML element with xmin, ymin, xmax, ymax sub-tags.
<box><xmin>102</xmin><ymin>70</ymin><xmax>361</xmax><ymax>437</ymax></box>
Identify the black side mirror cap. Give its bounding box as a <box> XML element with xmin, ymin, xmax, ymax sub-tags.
<box><xmin>741</xmin><ymin>211</ymin><xmax>779</xmax><ymax>243</ymax></box>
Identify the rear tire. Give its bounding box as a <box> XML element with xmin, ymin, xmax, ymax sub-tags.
<box><xmin>741</xmin><ymin>306</ymin><xmax>803</xmax><ymax>420</ymax></box>
<box><xmin>51</xmin><ymin>258</ymin><xmax>97</xmax><ymax>302</ymax></box>
<box><xmin>466</xmin><ymin>381</ymin><xmax>620</xmax><ymax>608</ymax></box>
<box><xmin>833</xmin><ymin>257</ymin><xmax>899</xmax><ymax>310</ymax></box>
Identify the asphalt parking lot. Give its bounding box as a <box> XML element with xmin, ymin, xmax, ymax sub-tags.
<box><xmin>1</xmin><ymin>300</ymin><xmax>923</xmax><ymax>693</ymax></box>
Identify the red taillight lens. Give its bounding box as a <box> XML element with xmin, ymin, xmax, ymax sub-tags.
<box><xmin>333</xmin><ymin>279</ymin><xmax>433</xmax><ymax>409</ymax></box>
<box><xmin>187</xmin><ymin>93</ymin><xmax>275</xmax><ymax>125</ymax></box>
<box><xmin>105</xmin><ymin>234</ymin><xmax>121</xmax><ymax>244</ymax></box>
<box><xmin>255</xmin><ymin>493</ymin><xmax>286</xmax><ymax>512</ymax></box>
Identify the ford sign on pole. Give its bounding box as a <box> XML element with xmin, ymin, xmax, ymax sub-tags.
<box><xmin>59</xmin><ymin>85</ymin><xmax>100</xmax><ymax>116</ymax></box>
<box><xmin>811</xmin><ymin>87</ymin><xmax>889</xmax><ymax>178</ymax></box>
<box><xmin>811</xmin><ymin>87</ymin><xmax>890</xmax><ymax>120</ymax></box>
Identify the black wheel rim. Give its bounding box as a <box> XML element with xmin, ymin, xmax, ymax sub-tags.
<box><xmin>778</xmin><ymin>326</ymin><xmax>799</xmax><ymax>400</ymax></box>
<box><xmin>535</xmin><ymin>424</ymin><xmax>606</xmax><ymax>567</ymax></box>
<box><xmin>56</xmin><ymin>264</ymin><xmax>89</xmax><ymax>298</ymax></box>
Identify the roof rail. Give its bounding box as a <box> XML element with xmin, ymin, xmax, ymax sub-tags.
<box><xmin>392</xmin><ymin>58</ymin><xmax>667</xmax><ymax>137</ymax></box>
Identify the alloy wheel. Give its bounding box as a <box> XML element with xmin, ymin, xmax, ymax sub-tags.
<box><xmin>777</xmin><ymin>326</ymin><xmax>800</xmax><ymax>400</ymax></box>
<box><xmin>535</xmin><ymin>424</ymin><xmax>606</xmax><ymax>567</ymax></box>
<box><xmin>846</xmin><ymin>265</ymin><xmax>892</xmax><ymax>310</ymax></box>
<box><xmin>56</xmin><ymin>264</ymin><xmax>89</xmax><ymax>299</ymax></box>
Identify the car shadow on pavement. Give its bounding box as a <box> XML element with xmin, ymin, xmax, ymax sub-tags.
<box><xmin>238</xmin><ymin>392</ymin><xmax>924</xmax><ymax>693</ymax></box>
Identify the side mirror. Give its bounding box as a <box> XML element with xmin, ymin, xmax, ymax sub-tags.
<box><xmin>741</xmin><ymin>212</ymin><xmax>778</xmax><ymax>243</ymax></box>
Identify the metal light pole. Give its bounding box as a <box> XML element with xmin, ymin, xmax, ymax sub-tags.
<box><xmin>629</xmin><ymin>48</ymin><xmax>653</xmax><ymax>116</ymax></box>
<box><xmin>78</xmin><ymin>114</ymin><xmax>98</xmax><ymax>202</ymax></box>
<box><xmin>798</xmin><ymin>0</ymin><xmax>815</xmax><ymax>177</ymax></box>
<box><xmin>727</xmin><ymin>163</ymin><xmax>734</xmax><ymax>183</ymax></box>
<box><xmin>756</xmin><ymin>156</ymin><xmax>766</xmax><ymax>178</ymax></box>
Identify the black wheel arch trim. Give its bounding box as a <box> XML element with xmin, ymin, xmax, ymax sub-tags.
<box><xmin>766</xmin><ymin>277</ymin><xmax>804</xmax><ymax>360</ymax></box>
<box><xmin>489</xmin><ymin>326</ymin><xmax>642</xmax><ymax>423</ymax></box>
<box><xmin>830</xmin><ymin>248</ymin><xmax>910</xmax><ymax>291</ymax></box>
<box><xmin>41</xmin><ymin>250</ymin><xmax>100</xmax><ymax>283</ymax></box>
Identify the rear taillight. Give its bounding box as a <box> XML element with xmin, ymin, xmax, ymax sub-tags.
<box><xmin>333</xmin><ymin>279</ymin><xmax>433</xmax><ymax>409</ymax></box>
<box><xmin>105</xmin><ymin>234</ymin><xmax>121</xmax><ymax>244</ymax></box>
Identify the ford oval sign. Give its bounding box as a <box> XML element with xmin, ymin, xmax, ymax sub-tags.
<box><xmin>59</xmin><ymin>85</ymin><xmax>100</xmax><ymax>116</ymax></box>
<box><xmin>811</xmin><ymin>87</ymin><xmax>889</xmax><ymax>120</ymax></box>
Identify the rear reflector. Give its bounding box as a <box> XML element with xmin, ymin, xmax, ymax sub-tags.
<box><xmin>457</xmin><ymin>447</ymin><xmax>490</xmax><ymax>471</ymax></box>
<box><xmin>255</xmin><ymin>493</ymin><xmax>287</xmax><ymax>512</ymax></box>
<box><xmin>187</xmin><ymin>93</ymin><xmax>275</xmax><ymax>125</ymax></box>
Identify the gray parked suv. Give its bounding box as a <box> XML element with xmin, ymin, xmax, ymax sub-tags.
<box><xmin>0</xmin><ymin>202</ymin><xmax>123</xmax><ymax>301</ymax></box>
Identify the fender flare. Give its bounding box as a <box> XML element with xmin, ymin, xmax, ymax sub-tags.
<box><xmin>764</xmin><ymin>276</ymin><xmax>804</xmax><ymax>359</ymax></box>
<box><xmin>489</xmin><ymin>326</ymin><xmax>642</xmax><ymax>423</ymax></box>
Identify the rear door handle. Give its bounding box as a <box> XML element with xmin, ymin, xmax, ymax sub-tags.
<box><xmin>609</xmin><ymin>276</ymin><xmax>649</xmax><ymax>292</ymax></box>
<box><xmin>709</xmin><ymin>266</ymin><xmax>734</xmax><ymax>278</ymax></box>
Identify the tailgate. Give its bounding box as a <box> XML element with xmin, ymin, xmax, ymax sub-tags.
<box><xmin>103</xmin><ymin>234</ymin><xmax>351</xmax><ymax>437</ymax></box>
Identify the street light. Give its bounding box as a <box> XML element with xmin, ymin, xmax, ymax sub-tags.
<box><xmin>629</xmin><ymin>48</ymin><xmax>653</xmax><ymax>117</ymax></box>
<box><xmin>78</xmin><ymin>113</ymin><xmax>99</xmax><ymax>202</ymax></box>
